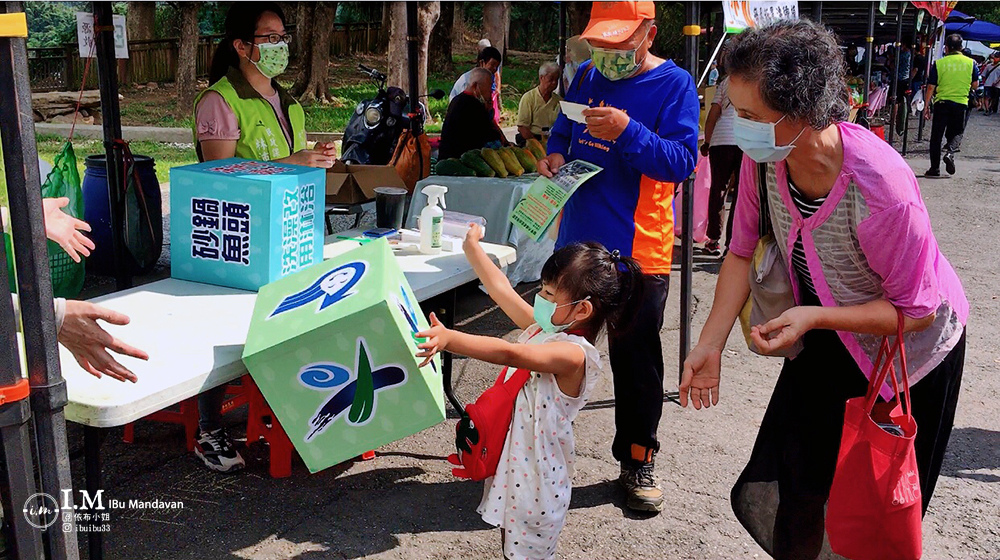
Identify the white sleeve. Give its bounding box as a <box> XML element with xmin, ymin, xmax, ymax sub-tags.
<box><xmin>8</xmin><ymin>295</ymin><xmax>67</xmax><ymax>332</ymax></box>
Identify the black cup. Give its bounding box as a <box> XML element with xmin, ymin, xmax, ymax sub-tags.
<box><xmin>374</xmin><ymin>187</ymin><xmax>407</xmax><ymax>229</ymax></box>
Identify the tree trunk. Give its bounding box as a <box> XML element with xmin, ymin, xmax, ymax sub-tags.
<box><xmin>567</xmin><ymin>1</ymin><xmax>592</xmax><ymax>35</ymax></box>
<box><xmin>127</xmin><ymin>1</ymin><xmax>156</xmax><ymax>41</ymax></box>
<box><xmin>297</xmin><ymin>2</ymin><xmax>338</xmax><ymax>104</ymax></box>
<box><xmin>378</xmin><ymin>2</ymin><xmax>391</xmax><ymax>50</ymax></box>
<box><xmin>483</xmin><ymin>2</ymin><xmax>510</xmax><ymax>57</ymax></box>
<box><xmin>387</xmin><ymin>2</ymin><xmax>440</xmax><ymax>100</ymax></box>
<box><xmin>428</xmin><ymin>1</ymin><xmax>453</xmax><ymax>74</ymax></box>
<box><xmin>176</xmin><ymin>3</ymin><xmax>200</xmax><ymax>109</ymax></box>
<box><xmin>291</xmin><ymin>2</ymin><xmax>316</xmax><ymax>96</ymax></box>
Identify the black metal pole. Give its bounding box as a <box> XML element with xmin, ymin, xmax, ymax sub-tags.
<box><xmin>94</xmin><ymin>2</ymin><xmax>131</xmax><ymax>291</ymax></box>
<box><xmin>811</xmin><ymin>1</ymin><xmax>823</xmax><ymax>22</ymax></box>
<box><xmin>0</xmin><ymin>3</ymin><xmax>78</xmax><ymax>559</ymax></box>
<box><xmin>903</xmin><ymin>9</ymin><xmax>920</xmax><ymax>155</ymax></box>
<box><xmin>84</xmin><ymin>427</ymin><xmax>105</xmax><ymax>560</ymax></box>
<box><xmin>917</xmin><ymin>18</ymin><xmax>933</xmax><ymax>142</ymax></box>
<box><xmin>558</xmin><ymin>1</ymin><xmax>567</xmax><ymax>97</ymax></box>
<box><xmin>678</xmin><ymin>1</ymin><xmax>699</xmax><ymax>387</ymax></box>
<box><xmin>888</xmin><ymin>2</ymin><xmax>904</xmax><ymax>144</ymax></box>
<box><xmin>406</xmin><ymin>2</ymin><xmax>419</xmax><ymax>108</ymax></box>
<box><xmin>862</xmin><ymin>2</ymin><xmax>876</xmax><ymax>105</ymax></box>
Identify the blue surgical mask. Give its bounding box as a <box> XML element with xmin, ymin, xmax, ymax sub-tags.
<box><xmin>733</xmin><ymin>115</ymin><xmax>806</xmax><ymax>163</ymax></box>
<box><xmin>533</xmin><ymin>294</ymin><xmax>588</xmax><ymax>334</ymax></box>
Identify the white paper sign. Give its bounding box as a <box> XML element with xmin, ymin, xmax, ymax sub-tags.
<box><xmin>559</xmin><ymin>101</ymin><xmax>589</xmax><ymax>124</ymax></box>
<box><xmin>76</xmin><ymin>12</ymin><xmax>128</xmax><ymax>59</ymax></box>
<box><xmin>723</xmin><ymin>1</ymin><xmax>799</xmax><ymax>33</ymax></box>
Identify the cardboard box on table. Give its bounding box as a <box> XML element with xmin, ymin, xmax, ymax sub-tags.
<box><xmin>169</xmin><ymin>158</ymin><xmax>325</xmax><ymax>291</ymax></box>
<box><xmin>326</xmin><ymin>161</ymin><xmax>408</xmax><ymax>204</ymax></box>
<box><xmin>241</xmin><ymin>238</ymin><xmax>445</xmax><ymax>473</ymax></box>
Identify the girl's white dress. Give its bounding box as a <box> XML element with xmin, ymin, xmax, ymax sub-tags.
<box><xmin>477</xmin><ymin>325</ymin><xmax>603</xmax><ymax>560</ymax></box>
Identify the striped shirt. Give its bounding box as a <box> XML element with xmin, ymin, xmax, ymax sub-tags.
<box><xmin>788</xmin><ymin>179</ymin><xmax>826</xmax><ymax>297</ymax></box>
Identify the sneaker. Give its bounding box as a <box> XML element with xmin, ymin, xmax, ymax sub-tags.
<box><xmin>943</xmin><ymin>152</ymin><xmax>956</xmax><ymax>175</ymax></box>
<box><xmin>618</xmin><ymin>462</ymin><xmax>664</xmax><ymax>513</ymax></box>
<box><xmin>924</xmin><ymin>168</ymin><xmax>941</xmax><ymax>178</ymax></box>
<box><xmin>704</xmin><ymin>240</ymin><xmax>721</xmax><ymax>256</ymax></box>
<box><xmin>195</xmin><ymin>428</ymin><xmax>245</xmax><ymax>473</ymax></box>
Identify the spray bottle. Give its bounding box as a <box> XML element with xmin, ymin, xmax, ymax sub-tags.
<box><xmin>419</xmin><ymin>185</ymin><xmax>448</xmax><ymax>255</ymax></box>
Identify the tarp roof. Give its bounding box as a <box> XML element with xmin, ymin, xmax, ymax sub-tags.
<box><xmin>946</xmin><ymin>10</ymin><xmax>1000</xmax><ymax>42</ymax></box>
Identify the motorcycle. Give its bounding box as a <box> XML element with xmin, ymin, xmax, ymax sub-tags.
<box><xmin>340</xmin><ymin>64</ymin><xmax>445</xmax><ymax>165</ymax></box>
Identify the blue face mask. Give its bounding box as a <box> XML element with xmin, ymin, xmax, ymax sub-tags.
<box><xmin>533</xmin><ymin>294</ymin><xmax>588</xmax><ymax>334</ymax></box>
<box><xmin>733</xmin><ymin>114</ymin><xmax>806</xmax><ymax>163</ymax></box>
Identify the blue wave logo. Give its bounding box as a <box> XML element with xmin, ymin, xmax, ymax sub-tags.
<box><xmin>300</xmin><ymin>338</ymin><xmax>407</xmax><ymax>442</ymax></box>
<box><xmin>270</xmin><ymin>261</ymin><xmax>366</xmax><ymax>318</ymax></box>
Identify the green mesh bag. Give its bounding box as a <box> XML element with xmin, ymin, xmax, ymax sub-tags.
<box><xmin>39</xmin><ymin>142</ymin><xmax>86</xmax><ymax>298</ymax></box>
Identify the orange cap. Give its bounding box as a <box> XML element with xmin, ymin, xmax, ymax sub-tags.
<box><xmin>581</xmin><ymin>1</ymin><xmax>656</xmax><ymax>44</ymax></box>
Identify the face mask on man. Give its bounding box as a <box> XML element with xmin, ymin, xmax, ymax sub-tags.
<box><xmin>589</xmin><ymin>28</ymin><xmax>649</xmax><ymax>81</ymax></box>
<box><xmin>733</xmin><ymin>115</ymin><xmax>807</xmax><ymax>163</ymax></box>
<box><xmin>247</xmin><ymin>41</ymin><xmax>289</xmax><ymax>79</ymax></box>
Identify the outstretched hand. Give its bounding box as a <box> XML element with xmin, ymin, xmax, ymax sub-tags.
<box><xmin>415</xmin><ymin>312</ymin><xmax>452</xmax><ymax>368</ymax></box>
<box><xmin>58</xmin><ymin>301</ymin><xmax>148</xmax><ymax>383</ymax></box>
<box><xmin>43</xmin><ymin>197</ymin><xmax>95</xmax><ymax>263</ymax></box>
<box><xmin>679</xmin><ymin>344</ymin><xmax>721</xmax><ymax>409</ymax></box>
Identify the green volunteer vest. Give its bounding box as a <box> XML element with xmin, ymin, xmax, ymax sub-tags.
<box><xmin>933</xmin><ymin>53</ymin><xmax>975</xmax><ymax>106</ymax></box>
<box><xmin>193</xmin><ymin>68</ymin><xmax>306</xmax><ymax>161</ymax></box>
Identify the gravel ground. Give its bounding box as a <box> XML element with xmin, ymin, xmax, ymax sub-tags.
<box><xmin>64</xmin><ymin>110</ymin><xmax>999</xmax><ymax>559</ymax></box>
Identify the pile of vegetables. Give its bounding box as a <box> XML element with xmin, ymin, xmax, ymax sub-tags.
<box><xmin>435</xmin><ymin>138</ymin><xmax>547</xmax><ymax>178</ymax></box>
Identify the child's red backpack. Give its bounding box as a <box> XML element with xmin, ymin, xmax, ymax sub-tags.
<box><xmin>444</xmin><ymin>365</ymin><xmax>531</xmax><ymax>481</ymax></box>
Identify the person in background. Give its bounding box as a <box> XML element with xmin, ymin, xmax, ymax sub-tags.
<box><xmin>516</xmin><ymin>62</ymin><xmax>562</xmax><ymax>147</ymax></box>
<box><xmin>439</xmin><ymin>68</ymin><xmax>508</xmax><ymax>159</ymax></box>
<box><xmin>450</xmin><ymin>46</ymin><xmax>504</xmax><ymax>125</ymax></box>
<box><xmin>538</xmin><ymin>1</ymin><xmax>699</xmax><ymax>515</ymax></box>
<box><xmin>846</xmin><ymin>45</ymin><xmax>863</xmax><ymax>77</ymax></box>
<box><xmin>892</xmin><ymin>42</ymin><xmax>912</xmax><ymax>135</ymax></box>
<box><xmin>562</xmin><ymin>35</ymin><xmax>590</xmax><ymax>92</ymax></box>
<box><xmin>707</xmin><ymin>60</ymin><xmax>719</xmax><ymax>86</ymax></box>
<box><xmin>923</xmin><ymin>33</ymin><xmax>979</xmax><ymax>178</ymax></box>
<box><xmin>983</xmin><ymin>52</ymin><xmax>1000</xmax><ymax>115</ymax></box>
<box><xmin>910</xmin><ymin>44</ymin><xmax>927</xmax><ymax>106</ymax></box>
<box><xmin>193</xmin><ymin>2</ymin><xmax>337</xmax><ymax>473</ymax></box>
<box><xmin>700</xmin><ymin>72</ymin><xmax>742</xmax><ymax>257</ymax></box>
<box><xmin>682</xmin><ymin>21</ymin><xmax>967</xmax><ymax>560</ymax></box>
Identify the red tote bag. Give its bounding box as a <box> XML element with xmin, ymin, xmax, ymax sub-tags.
<box><xmin>827</xmin><ymin>309</ymin><xmax>922</xmax><ymax>560</ymax></box>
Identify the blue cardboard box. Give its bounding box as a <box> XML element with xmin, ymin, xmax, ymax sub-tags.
<box><xmin>169</xmin><ymin>158</ymin><xmax>325</xmax><ymax>291</ymax></box>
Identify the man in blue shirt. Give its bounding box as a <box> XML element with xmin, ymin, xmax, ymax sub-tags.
<box><xmin>538</xmin><ymin>0</ymin><xmax>699</xmax><ymax>514</ymax></box>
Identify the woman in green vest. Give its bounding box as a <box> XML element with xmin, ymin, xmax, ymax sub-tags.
<box><xmin>193</xmin><ymin>2</ymin><xmax>335</xmax><ymax>473</ymax></box>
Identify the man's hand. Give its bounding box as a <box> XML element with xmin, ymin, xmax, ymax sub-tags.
<box><xmin>43</xmin><ymin>197</ymin><xmax>95</xmax><ymax>263</ymax></box>
<box><xmin>679</xmin><ymin>344</ymin><xmax>721</xmax><ymax>409</ymax></box>
<box><xmin>923</xmin><ymin>106</ymin><xmax>931</xmax><ymax>121</ymax></box>
<box><xmin>58</xmin><ymin>301</ymin><xmax>148</xmax><ymax>383</ymax></box>
<box><xmin>415</xmin><ymin>312</ymin><xmax>452</xmax><ymax>367</ymax></box>
<box><xmin>537</xmin><ymin>153</ymin><xmax>566</xmax><ymax>178</ymax></box>
<box><xmin>700</xmin><ymin>142</ymin><xmax>710</xmax><ymax>157</ymax></box>
<box><xmin>749</xmin><ymin>306</ymin><xmax>818</xmax><ymax>355</ymax></box>
<box><xmin>583</xmin><ymin>106</ymin><xmax>630</xmax><ymax>141</ymax></box>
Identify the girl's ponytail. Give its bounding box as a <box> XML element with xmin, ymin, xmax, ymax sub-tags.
<box><xmin>607</xmin><ymin>250</ymin><xmax>644</xmax><ymax>333</ymax></box>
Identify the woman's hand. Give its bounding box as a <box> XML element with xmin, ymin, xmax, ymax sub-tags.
<box><xmin>537</xmin><ymin>152</ymin><xmax>566</xmax><ymax>178</ymax></box>
<box><xmin>582</xmin><ymin>106</ymin><xmax>630</xmax><ymax>141</ymax></box>
<box><xmin>462</xmin><ymin>223</ymin><xmax>485</xmax><ymax>255</ymax></box>
<box><xmin>43</xmin><ymin>197</ymin><xmax>95</xmax><ymax>263</ymax></box>
<box><xmin>679</xmin><ymin>344</ymin><xmax>722</xmax><ymax>409</ymax></box>
<box><xmin>282</xmin><ymin>148</ymin><xmax>336</xmax><ymax>168</ymax></box>
<box><xmin>749</xmin><ymin>306</ymin><xmax>818</xmax><ymax>355</ymax></box>
<box><xmin>58</xmin><ymin>301</ymin><xmax>148</xmax><ymax>382</ymax></box>
<box><xmin>415</xmin><ymin>312</ymin><xmax>452</xmax><ymax>367</ymax></box>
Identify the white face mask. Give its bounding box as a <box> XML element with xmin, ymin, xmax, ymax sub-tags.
<box><xmin>733</xmin><ymin>114</ymin><xmax>806</xmax><ymax>163</ymax></box>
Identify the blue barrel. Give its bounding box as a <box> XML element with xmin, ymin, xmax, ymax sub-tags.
<box><xmin>82</xmin><ymin>154</ymin><xmax>162</xmax><ymax>275</ymax></box>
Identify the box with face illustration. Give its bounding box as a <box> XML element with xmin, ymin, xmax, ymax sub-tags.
<box><xmin>241</xmin><ymin>238</ymin><xmax>445</xmax><ymax>473</ymax></box>
<box><xmin>169</xmin><ymin>158</ymin><xmax>324</xmax><ymax>291</ymax></box>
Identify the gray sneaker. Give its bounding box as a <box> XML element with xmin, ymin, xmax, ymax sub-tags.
<box><xmin>618</xmin><ymin>462</ymin><xmax>664</xmax><ymax>513</ymax></box>
<box><xmin>195</xmin><ymin>428</ymin><xmax>245</xmax><ymax>473</ymax></box>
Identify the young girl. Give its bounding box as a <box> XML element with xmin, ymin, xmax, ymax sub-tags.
<box><xmin>416</xmin><ymin>225</ymin><xmax>642</xmax><ymax>560</ymax></box>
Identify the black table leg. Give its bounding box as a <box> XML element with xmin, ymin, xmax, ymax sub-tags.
<box><xmin>84</xmin><ymin>426</ymin><xmax>105</xmax><ymax>560</ymax></box>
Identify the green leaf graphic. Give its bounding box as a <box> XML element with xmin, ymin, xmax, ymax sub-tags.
<box><xmin>348</xmin><ymin>339</ymin><xmax>375</xmax><ymax>424</ymax></box>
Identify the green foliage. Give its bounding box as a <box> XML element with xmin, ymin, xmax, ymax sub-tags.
<box><xmin>957</xmin><ymin>2</ymin><xmax>1000</xmax><ymax>25</ymax></box>
<box><xmin>654</xmin><ymin>2</ymin><xmax>686</xmax><ymax>63</ymax></box>
<box><xmin>336</xmin><ymin>2</ymin><xmax>382</xmax><ymax>25</ymax></box>
<box><xmin>509</xmin><ymin>3</ymin><xmax>561</xmax><ymax>53</ymax></box>
<box><xmin>24</xmin><ymin>1</ymin><xmax>83</xmax><ymax>48</ymax></box>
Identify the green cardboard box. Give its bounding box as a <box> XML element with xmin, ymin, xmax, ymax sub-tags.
<box><xmin>242</xmin><ymin>238</ymin><xmax>444</xmax><ymax>473</ymax></box>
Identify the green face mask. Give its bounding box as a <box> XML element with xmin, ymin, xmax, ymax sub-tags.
<box><xmin>533</xmin><ymin>294</ymin><xmax>588</xmax><ymax>334</ymax></box>
<box><xmin>249</xmin><ymin>41</ymin><xmax>289</xmax><ymax>79</ymax></box>
<box><xmin>588</xmin><ymin>29</ymin><xmax>649</xmax><ymax>82</ymax></box>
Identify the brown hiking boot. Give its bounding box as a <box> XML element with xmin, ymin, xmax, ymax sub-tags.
<box><xmin>618</xmin><ymin>445</ymin><xmax>663</xmax><ymax>513</ymax></box>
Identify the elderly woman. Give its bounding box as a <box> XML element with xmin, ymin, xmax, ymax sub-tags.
<box><xmin>680</xmin><ymin>20</ymin><xmax>967</xmax><ymax>559</ymax></box>
<box><xmin>516</xmin><ymin>62</ymin><xmax>563</xmax><ymax>147</ymax></box>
